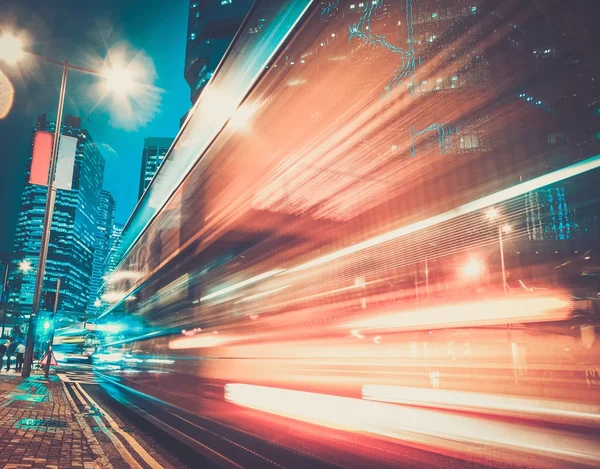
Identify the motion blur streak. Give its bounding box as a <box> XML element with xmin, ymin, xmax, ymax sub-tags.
<box><xmin>362</xmin><ymin>385</ymin><xmax>600</xmax><ymax>426</ymax></box>
<box><xmin>93</xmin><ymin>1</ymin><xmax>600</xmax><ymax>468</ymax></box>
<box><xmin>286</xmin><ymin>153</ymin><xmax>600</xmax><ymax>274</ymax></box>
<box><xmin>168</xmin><ymin>334</ymin><xmax>231</xmax><ymax>350</ymax></box>
<box><xmin>225</xmin><ymin>384</ymin><xmax>600</xmax><ymax>466</ymax></box>
<box><xmin>344</xmin><ymin>296</ymin><xmax>569</xmax><ymax>331</ymax></box>
<box><xmin>200</xmin><ymin>268</ymin><xmax>286</xmax><ymax>302</ymax></box>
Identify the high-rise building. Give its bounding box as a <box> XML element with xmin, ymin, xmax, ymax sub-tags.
<box><xmin>184</xmin><ymin>0</ymin><xmax>254</xmax><ymax>104</ymax></box>
<box><xmin>8</xmin><ymin>114</ymin><xmax>105</xmax><ymax>318</ymax></box>
<box><xmin>139</xmin><ymin>137</ymin><xmax>174</xmax><ymax>199</ymax></box>
<box><xmin>104</xmin><ymin>223</ymin><xmax>124</xmax><ymax>278</ymax></box>
<box><xmin>88</xmin><ymin>190</ymin><xmax>115</xmax><ymax>312</ymax></box>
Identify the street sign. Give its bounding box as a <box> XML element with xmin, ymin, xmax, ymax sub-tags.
<box><xmin>40</xmin><ymin>352</ymin><xmax>58</xmax><ymax>366</ymax></box>
<box><xmin>55</xmin><ymin>135</ymin><xmax>77</xmax><ymax>190</ymax></box>
<box><xmin>29</xmin><ymin>131</ymin><xmax>53</xmax><ymax>186</ymax></box>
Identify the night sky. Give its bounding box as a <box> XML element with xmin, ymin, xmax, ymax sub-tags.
<box><xmin>0</xmin><ymin>0</ymin><xmax>190</xmax><ymax>252</ymax></box>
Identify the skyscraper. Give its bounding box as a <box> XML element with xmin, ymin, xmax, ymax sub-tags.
<box><xmin>139</xmin><ymin>137</ymin><xmax>174</xmax><ymax>199</ymax></box>
<box><xmin>185</xmin><ymin>0</ymin><xmax>254</xmax><ymax>104</ymax></box>
<box><xmin>8</xmin><ymin>114</ymin><xmax>105</xmax><ymax>319</ymax></box>
<box><xmin>104</xmin><ymin>223</ymin><xmax>124</xmax><ymax>279</ymax></box>
<box><xmin>88</xmin><ymin>190</ymin><xmax>116</xmax><ymax>312</ymax></box>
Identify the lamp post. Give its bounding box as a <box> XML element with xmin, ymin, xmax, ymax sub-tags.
<box><xmin>1</xmin><ymin>260</ymin><xmax>9</xmax><ymax>338</ymax></box>
<box><xmin>486</xmin><ymin>208</ymin><xmax>514</xmax><ymax>353</ymax></box>
<box><xmin>44</xmin><ymin>278</ymin><xmax>60</xmax><ymax>379</ymax></box>
<box><xmin>0</xmin><ymin>32</ymin><xmax>137</xmax><ymax>377</ymax></box>
<box><xmin>485</xmin><ymin>208</ymin><xmax>511</xmax><ymax>298</ymax></box>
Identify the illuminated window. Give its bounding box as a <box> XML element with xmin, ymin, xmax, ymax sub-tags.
<box><xmin>459</xmin><ymin>135</ymin><xmax>480</xmax><ymax>150</ymax></box>
<box><xmin>221</xmin><ymin>0</ymin><xmax>232</xmax><ymax>4</ymax></box>
<box><xmin>432</xmin><ymin>12</ymin><xmax>438</xmax><ymax>18</ymax></box>
<box><xmin>195</xmin><ymin>11</ymin><xmax>199</xmax><ymax>18</ymax></box>
<box><xmin>358</xmin><ymin>2</ymin><xmax>364</xmax><ymax>7</ymax></box>
<box><xmin>350</xmin><ymin>4</ymin><xmax>355</xmax><ymax>9</ymax></box>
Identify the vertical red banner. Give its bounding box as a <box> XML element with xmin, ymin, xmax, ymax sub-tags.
<box><xmin>29</xmin><ymin>131</ymin><xmax>53</xmax><ymax>186</ymax></box>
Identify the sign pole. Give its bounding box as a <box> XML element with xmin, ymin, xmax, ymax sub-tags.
<box><xmin>44</xmin><ymin>278</ymin><xmax>60</xmax><ymax>379</ymax></box>
<box><xmin>22</xmin><ymin>61</ymin><xmax>68</xmax><ymax>378</ymax></box>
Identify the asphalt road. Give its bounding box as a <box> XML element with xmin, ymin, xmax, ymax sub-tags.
<box><xmin>58</xmin><ymin>364</ymin><xmax>211</xmax><ymax>469</ymax></box>
<box><xmin>56</xmin><ymin>363</ymin><xmax>597</xmax><ymax>469</ymax></box>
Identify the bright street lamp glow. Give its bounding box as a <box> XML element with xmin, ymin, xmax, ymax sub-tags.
<box><xmin>0</xmin><ymin>34</ymin><xmax>23</xmax><ymax>64</ymax></box>
<box><xmin>502</xmin><ymin>224</ymin><xmax>512</xmax><ymax>233</ymax></box>
<box><xmin>485</xmin><ymin>208</ymin><xmax>499</xmax><ymax>220</ymax></box>
<box><xmin>94</xmin><ymin>299</ymin><xmax>102</xmax><ymax>308</ymax></box>
<box><xmin>102</xmin><ymin>65</ymin><xmax>135</xmax><ymax>95</ymax></box>
<box><xmin>461</xmin><ymin>258</ymin><xmax>483</xmax><ymax>278</ymax></box>
<box><xmin>43</xmin><ymin>321</ymin><xmax>50</xmax><ymax>330</ymax></box>
<box><xmin>18</xmin><ymin>259</ymin><xmax>32</xmax><ymax>274</ymax></box>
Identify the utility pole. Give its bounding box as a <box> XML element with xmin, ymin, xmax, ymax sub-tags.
<box><xmin>1</xmin><ymin>261</ymin><xmax>9</xmax><ymax>338</ymax></box>
<box><xmin>44</xmin><ymin>278</ymin><xmax>60</xmax><ymax>379</ymax></box>
<box><xmin>22</xmin><ymin>62</ymin><xmax>68</xmax><ymax>378</ymax></box>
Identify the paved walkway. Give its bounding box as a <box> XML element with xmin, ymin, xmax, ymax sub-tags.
<box><xmin>0</xmin><ymin>370</ymin><xmax>106</xmax><ymax>469</ymax></box>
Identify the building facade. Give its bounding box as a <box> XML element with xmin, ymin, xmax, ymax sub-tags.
<box><xmin>104</xmin><ymin>223</ymin><xmax>124</xmax><ymax>279</ymax></box>
<box><xmin>185</xmin><ymin>0</ymin><xmax>254</xmax><ymax>104</ymax></box>
<box><xmin>8</xmin><ymin>114</ymin><xmax>105</xmax><ymax>320</ymax></box>
<box><xmin>139</xmin><ymin>137</ymin><xmax>174</xmax><ymax>199</ymax></box>
<box><xmin>88</xmin><ymin>190</ymin><xmax>116</xmax><ymax>313</ymax></box>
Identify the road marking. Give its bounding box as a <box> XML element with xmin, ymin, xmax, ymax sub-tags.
<box><xmin>60</xmin><ymin>380</ymin><xmax>113</xmax><ymax>469</ymax></box>
<box><xmin>96</xmin><ymin>372</ymin><xmax>247</xmax><ymax>469</ymax></box>
<box><xmin>75</xmin><ymin>382</ymin><xmax>164</xmax><ymax>469</ymax></box>
<box><xmin>57</xmin><ymin>370</ymin><xmax>104</xmax><ymax>384</ymax></box>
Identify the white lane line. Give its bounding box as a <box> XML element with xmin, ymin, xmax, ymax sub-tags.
<box><xmin>57</xmin><ymin>372</ymin><xmax>71</xmax><ymax>383</ymax></box>
<box><xmin>60</xmin><ymin>380</ymin><xmax>113</xmax><ymax>469</ymax></box>
<box><xmin>75</xmin><ymin>382</ymin><xmax>164</xmax><ymax>469</ymax></box>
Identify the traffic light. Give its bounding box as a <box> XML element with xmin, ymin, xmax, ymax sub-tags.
<box><xmin>43</xmin><ymin>291</ymin><xmax>57</xmax><ymax>311</ymax></box>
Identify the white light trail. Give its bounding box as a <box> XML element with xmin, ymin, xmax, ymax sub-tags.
<box><xmin>201</xmin><ymin>269</ymin><xmax>286</xmax><ymax>302</ymax></box>
<box><xmin>234</xmin><ymin>285</ymin><xmax>291</xmax><ymax>304</ymax></box>
<box><xmin>225</xmin><ymin>384</ymin><xmax>600</xmax><ymax>465</ymax></box>
<box><xmin>343</xmin><ymin>297</ymin><xmax>568</xmax><ymax>331</ymax></box>
<box><xmin>362</xmin><ymin>385</ymin><xmax>600</xmax><ymax>426</ymax></box>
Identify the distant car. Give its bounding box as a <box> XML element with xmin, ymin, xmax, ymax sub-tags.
<box><xmin>53</xmin><ymin>351</ymin><xmax>92</xmax><ymax>364</ymax></box>
<box><xmin>91</xmin><ymin>351</ymin><xmax>124</xmax><ymax>366</ymax></box>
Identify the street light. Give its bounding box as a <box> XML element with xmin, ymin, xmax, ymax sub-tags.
<box><xmin>0</xmin><ymin>32</ymin><xmax>140</xmax><ymax>377</ymax></box>
<box><xmin>486</xmin><ymin>208</ymin><xmax>509</xmax><ymax>297</ymax></box>
<box><xmin>0</xmin><ymin>33</ymin><xmax>23</xmax><ymax>64</ymax></box>
<box><xmin>461</xmin><ymin>257</ymin><xmax>484</xmax><ymax>278</ymax></box>
<box><xmin>485</xmin><ymin>208</ymin><xmax>499</xmax><ymax>221</ymax></box>
<box><xmin>18</xmin><ymin>259</ymin><xmax>32</xmax><ymax>274</ymax></box>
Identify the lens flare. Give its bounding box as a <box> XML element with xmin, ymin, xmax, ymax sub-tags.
<box><xmin>0</xmin><ymin>69</ymin><xmax>14</xmax><ymax>119</ymax></box>
<box><xmin>0</xmin><ymin>34</ymin><xmax>23</xmax><ymax>64</ymax></box>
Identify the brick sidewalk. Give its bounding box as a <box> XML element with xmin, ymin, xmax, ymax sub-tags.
<box><xmin>0</xmin><ymin>370</ymin><xmax>104</xmax><ymax>469</ymax></box>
